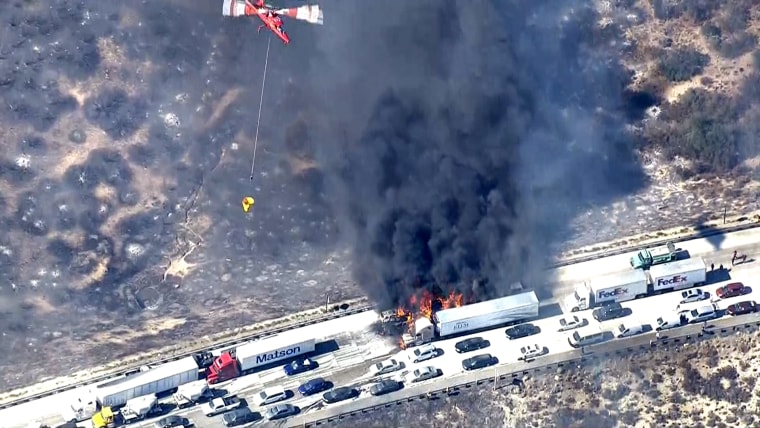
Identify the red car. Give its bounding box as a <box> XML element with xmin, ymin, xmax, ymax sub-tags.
<box><xmin>716</xmin><ymin>282</ymin><xmax>745</xmax><ymax>299</ymax></box>
<box><xmin>727</xmin><ymin>301</ymin><xmax>757</xmax><ymax>316</ymax></box>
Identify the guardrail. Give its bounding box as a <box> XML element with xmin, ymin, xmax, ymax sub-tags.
<box><xmin>548</xmin><ymin>221</ymin><xmax>760</xmax><ymax>269</ymax></box>
<box><xmin>285</xmin><ymin>313</ymin><xmax>760</xmax><ymax>427</ymax></box>
<box><xmin>5</xmin><ymin>222</ymin><xmax>760</xmax><ymax>411</ymax></box>
<box><xmin>0</xmin><ymin>300</ymin><xmax>375</xmax><ymax>410</ymax></box>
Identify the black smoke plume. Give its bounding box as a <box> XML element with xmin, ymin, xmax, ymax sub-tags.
<box><xmin>297</xmin><ymin>0</ymin><xmax>649</xmax><ymax>306</ymax></box>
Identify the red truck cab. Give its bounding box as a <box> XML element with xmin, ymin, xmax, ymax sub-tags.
<box><xmin>206</xmin><ymin>352</ymin><xmax>240</xmax><ymax>384</ymax></box>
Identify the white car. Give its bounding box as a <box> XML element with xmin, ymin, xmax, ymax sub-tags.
<box><xmin>369</xmin><ymin>358</ymin><xmax>403</xmax><ymax>376</ymax></box>
<box><xmin>254</xmin><ymin>386</ymin><xmax>287</xmax><ymax>407</ymax></box>
<box><xmin>677</xmin><ymin>288</ymin><xmax>709</xmax><ymax>308</ymax></box>
<box><xmin>405</xmin><ymin>366</ymin><xmax>440</xmax><ymax>383</ymax></box>
<box><xmin>614</xmin><ymin>322</ymin><xmax>643</xmax><ymax>338</ymax></box>
<box><xmin>409</xmin><ymin>344</ymin><xmax>438</xmax><ymax>363</ymax></box>
<box><xmin>519</xmin><ymin>344</ymin><xmax>546</xmax><ymax>361</ymax></box>
<box><xmin>558</xmin><ymin>315</ymin><xmax>587</xmax><ymax>332</ymax></box>
<box><xmin>684</xmin><ymin>304</ymin><xmax>719</xmax><ymax>324</ymax></box>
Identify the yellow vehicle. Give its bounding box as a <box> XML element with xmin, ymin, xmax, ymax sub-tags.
<box><xmin>91</xmin><ymin>407</ymin><xmax>115</xmax><ymax>428</ymax></box>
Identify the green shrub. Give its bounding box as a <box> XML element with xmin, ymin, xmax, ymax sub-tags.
<box><xmin>650</xmin><ymin>0</ymin><xmax>683</xmax><ymax>20</ymax></box>
<box><xmin>716</xmin><ymin>31</ymin><xmax>758</xmax><ymax>59</ymax></box>
<box><xmin>658</xmin><ymin>48</ymin><xmax>710</xmax><ymax>82</ymax></box>
<box><xmin>683</xmin><ymin>0</ymin><xmax>720</xmax><ymax>22</ymax></box>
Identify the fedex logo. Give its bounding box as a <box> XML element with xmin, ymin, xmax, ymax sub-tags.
<box><xmin>598</xmin><ymin>288</ymin><xmax>628</xmax><ymax>299</ymax></box>
<box><xmin>657</xmin><ymin>275</ymin><xmax>687</xmax><ymax>286</ymax></box>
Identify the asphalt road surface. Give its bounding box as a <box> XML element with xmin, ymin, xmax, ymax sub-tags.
<box><xmin>6</xmin><ymin>225</ymin><xmax>760</xmax><ymax>427</ymax></box>
<box><xmin>3</xmin><ymin>224</ymin><xmax>753</xmax><ymax>406</ymax></box>
<box><xmin>0</xmin><ymin>310</ymin><xmax>389</xmax><ymax>428</ymax></box>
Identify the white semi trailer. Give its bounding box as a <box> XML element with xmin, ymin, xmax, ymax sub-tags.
<box><xmin>564</xmin><ymin>257</ymin><xmax>707</xmax><ymax>312</ymax></box>
<box><xmin>65</xmin><ymin>356</ymin><xmax>200</xmax><ymax>420</ymax></box>
<box><xmin>95</xmin><ymin>356</ymin><xmax>199</xmax><ymax>407</ymax></box>
<box><xmin>648</xmin><ymin>257</ymin><xmax>706</xmax><ymax>292</ymax></box>
<box><xmin>402</xmin><ymin>291</ymin><xmax>540</xmax><ymax>347</ymax></box>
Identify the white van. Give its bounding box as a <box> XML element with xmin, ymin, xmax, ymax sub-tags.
<box><xmin>254</xmin><ymin>385</ymin><xmax>287</xmax><ymax>406</ymax></box>
<box><xmin>568</xmin><ymin>327</ymin><xmax>606</xmax><ymax>348</ymax></box>
<box><xmin>655</xmin><ymin>312</ymin><xmax>684</xmax><ymax>331</ymax></box>
<box><xmin>614</xmin><ymin>321</ymin><xmax>643</xmax><ymax>338</ymax></box>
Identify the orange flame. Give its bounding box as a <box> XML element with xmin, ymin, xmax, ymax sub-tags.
<box><xmin>394</xmin><ymin>289</ymin><xmax>466</xmax><ymax>349</ymax></box>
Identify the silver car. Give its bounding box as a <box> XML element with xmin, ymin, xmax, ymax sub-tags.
<box><xmin>369</xmin><ymin>358</ymin><xmax>403</xmax><ymax>376</ymax></box>
<box><xmin>678</xmin><ymin>288</ymin><xmax>709</xmax><ymax>307</ymax></box>
<box><xmin>558</xmin><ymin>315</ymin><xmax>587</xmax><ymax>332</ymax></box>
<box><xmin>405</xmin><ymin>366</ymin><xmax>441</xmax><ymax>383</ymax></box>
<box><xmin>409</xmin><ymin>344</ymin><xmax>438</xmax><ymax>363</ymax></box>
<box><xmin>519</xmin><ymin>344</ymin><xmax>547</xmax><ymax>360</ymax></box>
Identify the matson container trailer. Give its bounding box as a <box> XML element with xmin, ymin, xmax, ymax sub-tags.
<box><xmin>402</xmin><ymin>291</ymin><xmax>540</xmax><ymax>347</ymax></box>
<box><xmin>205</xmin><ymin>329</ymin><xmax>316</xmax><ymax>384</ymax></box>
<box><xmin>564</xmin><ymin>257</ymin><xmax>707</xmax><ymax>312</ymax></box>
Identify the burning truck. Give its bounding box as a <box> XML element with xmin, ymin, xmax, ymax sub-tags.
<box><xmin>385</xmin><ymin>287</ymin><xmax>540</xmax><ymax>348</ymax></box>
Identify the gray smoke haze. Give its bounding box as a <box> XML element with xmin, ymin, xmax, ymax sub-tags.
<box><xmin>294</xmin><ymin>0</ymin><xmax>649</xmax><ymax>305</ymax></box>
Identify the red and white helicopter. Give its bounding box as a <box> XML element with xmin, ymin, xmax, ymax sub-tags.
<box><xmin>222</xmin><ymin>0</ymin><xmax>324</xmax><ymax>45</ymax></box>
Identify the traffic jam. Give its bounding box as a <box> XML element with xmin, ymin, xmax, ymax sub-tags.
<box><xmin>37</xmin><ymin>242</ymin><xmax>760</xmax><ymax>427</ymax></box>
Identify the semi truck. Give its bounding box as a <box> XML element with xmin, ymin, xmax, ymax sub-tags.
<box><xmin>205</xmin><ymin>329</ymin><xmax>316</xmax><ymax>384</ymax></box>
<box><xmin>630</xmin><ymin>242</ymin><xmax>677</xmax><ymax>269</ymax></box>
<box><xmin>173</xmin><ymin>379</ymin><xmax>214</xmax><ymax>408</ymax></box>
<box><xmin>402</xmin><ymin>291</ymin><xmax>540</xmax><ymax>347</ymax></box>
<box><xmin>564</xmin><ymin>257</ymin><xmax>707</xmax><ymax>312</ymax></box>
<box><xmin>66</xmin><ymin>356</ymin><xmax>200</xmax><ymax>421</ymax></box>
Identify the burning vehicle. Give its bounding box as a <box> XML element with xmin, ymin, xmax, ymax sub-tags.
<box><xmin>382</xmin><ymin>284</ymin><xmax>540</xmax><ymax>348</ymax></box>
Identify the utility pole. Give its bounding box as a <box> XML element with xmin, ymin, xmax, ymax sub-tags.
<box><xmin>325</xmin><ymin>293</ymin><xmax>330</xmax><ymax>311</ymax></box>
<box><xmin>724</xmin><ymin>206</ymin><xmax>727</xmax><ymax>224</ymax></box>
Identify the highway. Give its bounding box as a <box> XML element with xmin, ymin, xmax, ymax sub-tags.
<box><xmin>0</xmin><ymin>311</ymin><xmax>389</xmax><ymax>428</ymax></box>
<box><xmin>5</xmin><ymin>226</ymin><xmax>760</xmax><ymax>427</ymax></box>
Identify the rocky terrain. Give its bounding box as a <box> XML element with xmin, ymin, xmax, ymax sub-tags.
<box><xmin>329</xmin><ymin>329</ymin><xmax>760</xmax><ymax>428</ymax></box>
<box><xmin>1</xmin><ymin>0</ymin><xmax>760</xmax><ymax>391</ymax></box>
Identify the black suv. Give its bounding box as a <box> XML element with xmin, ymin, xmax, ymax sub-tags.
<box><xmin>454</xmin><ymin>337</ymin><xmax>490</xmax><ymax>353</ymax></box>
<box><xmin>462</xmin><ymin>353</ymin><xmax>497</xmax><ymax>371</ymax></box>
<box><xmin>592</xmin><ymin>302</ymin><xmax>625</xmax><ymax>322</ymax></box>
<box><xmin>222</xmin><ymin>407</ymin><xmax>259</xmax><ymax>427</ymax></box>
<box><xmin>505</xmin><ymin>323</ymin><xmax>540</xmax><ymax>340</ymax></box>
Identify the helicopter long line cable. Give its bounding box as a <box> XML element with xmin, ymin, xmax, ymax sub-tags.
<box><xmin>249</xmin><ymin>33</ymin><xmax>272</xmax><ymax>181</ymax></box>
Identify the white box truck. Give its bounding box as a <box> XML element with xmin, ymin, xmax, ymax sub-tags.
<box><xmin>402</xmin><ymin>291</ymin><xmax>540</xmax><ymax>346</ymax></box>
<box><xmin>120</xmin><ymin>394</ymin><xmax>160</xmax><ymax>423</ymax></box>
<box><xmin>648</xmin><ymin>257</ymin><xmax>706</xmax><ymax>292</ymax></box>
<box><xmin>94</xmin><ymin>356</ymin><xmax>199</xmax><ymax>407</ymax></box>
<box><xmin>564</xmin><ymin>270</ymin><xmax>648</xmax><ymax>312</ymax></box>
<box><xmin>173</xmin><ymin>379</ymin><xmax>213</xmax><ymax>408</ymax></box>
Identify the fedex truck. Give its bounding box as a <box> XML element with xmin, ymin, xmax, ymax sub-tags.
<box><xmin>205</xmin><ymin>329</ymin><xmax>316</xmax><ymax>384</ymax></box>
<box><xmin>564</xmin><ymin>257</ymin><xmax>707</xmax><ymax>312</ymax></box>
<box><xmin>564</xmin><ymin>270</ymin><xmax>648</xmax><ymax>312</ymax></box>
<box><xmin>648</xmin><ymin>257</ymin><xmax>706</xmax><ymax>292</ymax></box>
